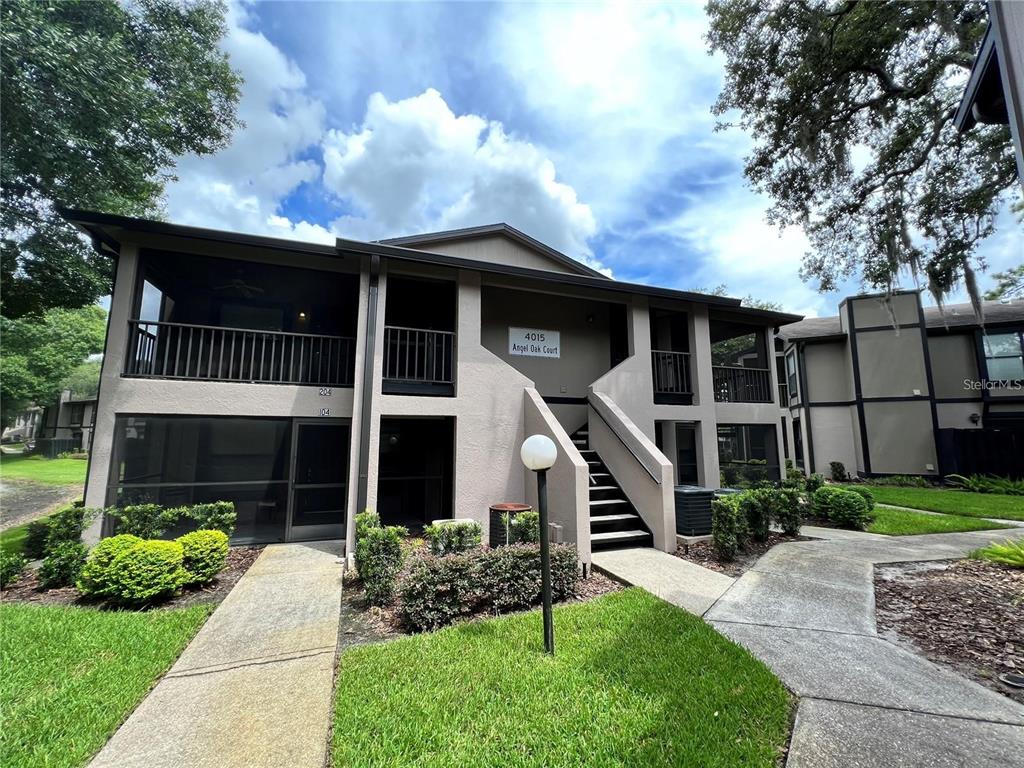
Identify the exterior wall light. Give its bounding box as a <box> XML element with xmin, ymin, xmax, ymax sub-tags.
<box><xmin>520</xmin><ymin>434</ymin><xmax>557</xmax><ymax>654</ymax></box>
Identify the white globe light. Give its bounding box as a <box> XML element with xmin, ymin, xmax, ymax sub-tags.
<box><xmin>520</xmin><ymin>434</ymin><xmax>557</xmax><ymax>471</ymax></box>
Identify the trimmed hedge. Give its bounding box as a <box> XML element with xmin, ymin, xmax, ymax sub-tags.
<box><xmin>507</xmin><ymin>510</ymin><xmax>541</xmax><ymax>544</ymax></box>
<box><xmin>39</xmin><ymin>541</ymin><xmax>88</xmax><ymax>588</ymax></box>
<box><xmin>109</xmin><ymin>504</ymin><xmax>179</xmax><ymax>539</ymax></box>
<box><xmin>805</xmin><ymin>474</ymin><xmax>826</xmax><ymax>495</ymax></box>
<box><xmin>398</xmin><ymin>544</ymin><xmax>579</xmax><ymax>632</ymax></box>
<box><xmin>0</xmin><ymin>551</ymin><xmax>27</xmax><ymax>587</ymax></box>
<box><xmin>847</xmin><ymin>486</ymin><xmax>875</xmax><ymax>512</ymax></box>
<box><xmin>184</xmin><ymin>502</ymin><xmax>236</xmax><ymax>537</ymax></box>
<box><xmin>24</xmin><ymin>520</ymin><xmax>51</xmax><ymax>560</ymax></box>
<box><xmin>178</xmin><ymin>530</ymin><xmax>229</xmax><ymax>585</ymax></box>
<box><xmin>711</xmin><ymin>495</ymin><xmax>745</xmax><ymax>561</ymax></box>
<box><xmin>77</xmin><ymin>534</ymin><xmax>143</xmax><ymax>597</ymax></box>
<box><xmin>775</xmin><ymin>487</ymin><xmax>804</xmax><ymax>536</ymax></box>
<box><xmin>424</xmin><ymin>521</ymin><xmax>482</xmax><ymax>556</ymax></box>
<box><xmin>356</xmin><ymin>524</ymin><xmax>406</xmax><ymax>607</ymax></box>
<box><xmin>106</xmin><ymin>540</ymin><xmax>189</xmax><ymax>604</ymax></box>
<box><xmin>812</xmin><ymin>486</ymin><xmax>872</xmax><ymax>530</ymax></box>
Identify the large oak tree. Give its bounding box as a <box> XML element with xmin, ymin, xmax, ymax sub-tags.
<box><xmin>706</xmin><ymin>0</ymin><xmax>1020</xmax><ymax>309</ymax></box>
<box><xmin>1</xmin><ymin>0</ymin><xmax>242</xmax><ymax>319</ymax></box>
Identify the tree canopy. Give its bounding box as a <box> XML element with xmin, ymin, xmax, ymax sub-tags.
<box><xmin>1</xmin><ymin>306</ymin><xmax>107</xmax><ymax>426</ymax></box>
<box><xmin>706</xmin><ymin>0</ymin><xmax>1020</xmax><ymax>310</ymax></box>
<box><xmin>983</xmin><ymin>265</ymin><xmax>1024</xmax><ymax>300</ymax></box>
<box><xmin>0</xmin><ymin>0</ymin><xmax>242</xmax><ymax>319</ymax></box>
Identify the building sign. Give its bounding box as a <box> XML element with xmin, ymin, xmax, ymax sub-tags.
<box><xmin>509</xmin><ymin>327</ymin><xmax>560</xmax><ymax>358</ymax></box>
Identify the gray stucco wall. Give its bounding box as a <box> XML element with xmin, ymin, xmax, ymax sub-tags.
<box><xmin>406</xmin><ymin>234</ymin><xmax>583</xmax><ymax>275</ymax></box>
<box><xmin>808</xmin><ymin>406</ymin><xmax>859</xmax><ymax>476</ymax></box>
<box><xmin>850</xmin><ymin>293</ymin><xmax>920</xmax><ymax>327</ymax></box>
<box><xmin>802</xmin><ymin>342</ymin><xmax>851</xmax><ymax>402</ymax></box>
<box><xmin>863</xmin><ymin>400</ymin><xmax>938</xmax><ymax>475</ymax></box>
<box><xmin>856</xmin><ymin>329</ymin><xmax>930</xmax><ymax>398</ymax></box>
<box><xmin>928</xmin><ymin>333</ymin><xmax>979</xmax><ymax>399</ymax></box>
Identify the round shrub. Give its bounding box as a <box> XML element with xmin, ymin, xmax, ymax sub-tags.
<box><xmin>39</xmin><ymin>541</ymin><xmax>88</xmax><ymax>588</ymax></box>
<box><xmin>77</xmin><ymin>534</ymin><xmax>143</xmax><ymax>597</ymax></box>
<box><xmin>356</xmin><ymin>525</ymin><xmax>406</xmax><ymax>606</ymax></box>
<box><xmin>424</xmin><ymin>520</ymin><xmax>482</xmax><ymax>556</ymax></box>
<box><xmin>847</xmin><ymin>486</ymin><xmax>875</xmax><ymax>511</ymax></box>
<box><xmin>0</xmin><ymin>551</ymin><xmax>27</xmax><ymax>587</ymax></box>
<box><xmin>178</xmin><ymin>529</ymin><xmax>229</xmax><ymax>585</ymax></box>
<box><xmin>478</xmin><ymin>543</ymin><xmax>578</xmax><ymax>613</ymax></box>
<box><xmin>711</xmin><ymin>495</ymin><xmax>745</xmax><ymax>561</ymax></box>
<box><xmin>24</xmin><ymin>519</ymin><xmax>51</xmax><ymax>560</ymax></box>
<box><xmin>774</xmin><ymin>487</ymin><xmax>804</xmax><ymax>536</ymax></box>
<box><xmin>805</xmin><ymin>474</ymin><xmax>826</xmax><ymax>495</ymax></box>
<box><xmin>812</xmin><ymin>486</ymin><xmax>872</xmax><ymax>530</ymax></box>
<box><xmin>508</xmin><ymin>510</ymin><xmax>541</xmax><ymax>544</ymax></box>
<box><xmin>399</xmin><ymin>552</ymin><xmax>479</xmax><ymax>632</ymax></box>
<box><xmin>107</xmin><ymin>540</ymin><xmax>188</xmax><ymax>604</ymax></box>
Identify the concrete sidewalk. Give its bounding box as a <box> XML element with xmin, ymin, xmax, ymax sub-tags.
<box><xmin>90</xmin><ymin>541</ymin><xmax>344</xmax><ymax>768</ymax></box>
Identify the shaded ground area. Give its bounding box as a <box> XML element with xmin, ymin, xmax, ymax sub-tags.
<box><xmin>0</xmin><ymin>478</ymin><xmax>81</xmax><ymax>531</ymax></box>
<box><xmin>674</xmin><ymin>532</ymin><xmax>810</xmax><ymax>577</ymax></box>
<box><xmin>0</xmin><ymin>546</ymin><xmax>263</xmax><ymax>608</ymax></box>
<box><xmin>875</xmin><ymin>558</ymin><xmax>1024</xmax><ymax>704</ymax></box>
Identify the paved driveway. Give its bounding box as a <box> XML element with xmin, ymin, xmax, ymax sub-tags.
<box><xmin>595</xmin><ymin>526</ymin><xmax>1024</xmax><ymax>768</ymax></box>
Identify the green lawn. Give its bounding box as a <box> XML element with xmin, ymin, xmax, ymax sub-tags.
<box><xmin>0</xmin><ymin>454</ymin><xmax>88</xmax><ymax>487</ymax></box>
<box><xmin>865</xmin><ymin>485</ymin><xmax>1024</xmax><ymax>521</ymax></box>
<box><xmin>0</xmin><ymin>519</ymin><xmax>38</xmax><ymax>556</ymax></box>
<box><xmin>0</xmin><ymin>604</ymin><xmax>212</xmax><ymax>768</ymax></box>
<box><xmin>867</xmin><ymin>506</ymin><xmax>1014</xmax><ymax>536</ymax></box>
<box><xmin>332</xmin><ymin>589</ymin><xmax>791</xmax><ymax>768</ymax></box>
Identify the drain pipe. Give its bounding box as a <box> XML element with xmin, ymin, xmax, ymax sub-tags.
<box><xmin>355</xmin><ymin>254</ymin><xmax>380</xmax><ymax>514</ymax></box>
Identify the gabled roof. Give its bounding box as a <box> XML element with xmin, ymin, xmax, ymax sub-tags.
<box><xmin>377</xmin><ymin>223</ymin><xmax>608</xmax><ymax>279</ymax></box>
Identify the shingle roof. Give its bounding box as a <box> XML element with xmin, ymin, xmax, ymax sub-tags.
<box><xmin>777</xmin><ymin>297</ymin><xmax>1024</xmax><ymax>341</ymax></box>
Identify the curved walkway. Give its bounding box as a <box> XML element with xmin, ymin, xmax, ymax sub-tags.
<box><xmin>594</xmin><ymin>526</ymin><xmax>1024</xmax><ymax>768</ymax></box>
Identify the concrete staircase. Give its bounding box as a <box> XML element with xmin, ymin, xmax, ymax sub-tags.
<box><xmin>571</xmin><ymin>425</ymin><xmax>653</xmax><ymax>551</ymax></box>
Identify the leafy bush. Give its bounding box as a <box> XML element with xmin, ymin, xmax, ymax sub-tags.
<box><xmin>109</xmin><ymin>504</ymin><xmax>180</xmax><ymax>539</ymax></box>
<box><xmin>39</xmin><ymin>541</ymin><xmax>88</xmax><ymax>588</ymax></box>
<box><xmin>46</xmin><ymin>505</ymin><xmax>98</xmax><ymax>549</ymax></box>
<box><xmin>77</xmin><ymin>534</ymin><xmax>143</xmax><ymax>597</ymax></box>
<box><xmin>478</xmin><ymin>543</ymin><xmax>578</xmax><ymax>613</ymax></box>
<box><xmin>356</xmin><ymin>525</ymin><xmax>406</xmax><ymax>606</ymax></box>
<box><xmin>829</xmin><ymin>461</ymin><xmax>848</xmax><ymax>482</ymax></box>
<box><xmin>424</xmin><ymin>520</ymin><xmax>482</xmax><ymax>556</ymax></box>
<box><xmin>399</xmin><ymin>552</ymin><xmax>479</xmax><ymax>631</ymax></box>
<box><xmin>739</xmin><ymin>488</ymin><xmax>781</xmax><ymax>542</ymax></box>
<box><xmin>711</xmin><ymin>495</ymin><xmax>745</xmax><ymax>561</ymax></box>
<box><xmin>805</xmin><ymin>474</ymin><xmax>826</xmax><ymax>495</ymax></box>
<box><xmin>846</xmin><ymin>486</ymin><xmax>875</xmax><ymax>511</ymax></box>
<box><xmin>871</xmin><ymin>474</ymin><xmax>929</xmax><ymax>487</ymax></box>
<box><xmin>24</xmin><ymin>520</ymin><xmax>50</xmax><ymax>560</ymax></box>
<box><xmin>106</xmin><ymin>540</ymin><xmax>188</xmax><ymax>604</ymax></box>
<box><xmin>508</xmin><ymin>510</ymin><xmax>541</xmax><ymax>544</ymax></box>
<box><xmin>398</xmin><ymin>544</ymin><xmax>579</xmax><ymax>631</ymax></box>
<box><xmin>946</xmin><ymin>474</ymin><xmax>1024</xmax><ymax>496</ymax></box>
<box><xmin>811</xmin><ymin>487</ymin><xmax>872</xmax><ymax>530</ymax></box>
<box><xmin>185</xmin><ymin>502</ymin><xmax>237</xmax><ymax>536</ymax></box>
<box><xmin>971</xmin><ymin>539</ymin><xmax>1024</xmax><ymax>568</ymax></box>
<box><xmin>774</xmin><ymin>487</ymin><xmax>803</xmax><ymax>536</ymax></box>
<box><xmin>178</xmin><ymin>530</ymin><xmax>229</xmax><ymax>585</ymax></box>
<box><xmin>355</xmin><ymin>510</ymin><xmax>381</xmax><ymax>539</ymax></box>
<box><xmin>783</xmin><ymin>459</ymin><xmax>805</xmax><ymax>491</ymax></box>
<box><xmin>0</xmin><ymin>551</ymin><xmax>27</xmax><ymax>587</ymax></box>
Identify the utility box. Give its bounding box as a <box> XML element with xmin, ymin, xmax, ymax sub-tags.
<box><xmin>488</xmin><ymin>503</ymin><xmax>532</xmax><ymax>547</ymax></box>
<box><xmin>674</xmin><ymin>485</ymin><xmax>715</xmax><ymax>536</ymax></box>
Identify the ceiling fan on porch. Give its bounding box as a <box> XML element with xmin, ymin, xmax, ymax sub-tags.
<box><xmin>212</xmin><ymin>277</ymin><xmax>265</xmax><ymax>298</ymax></box>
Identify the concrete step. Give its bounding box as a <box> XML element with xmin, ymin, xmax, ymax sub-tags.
<box><xmin>588</xmin><ymin>485</ymin><xmax>618</xmax><ymax>492</ymax></box>
<box><xmin>591</xmin><ymin>529</ymin><xmax>651</xmax><ymax>543</ymax></box>
<box><xmin>590</xmin><ymin>513</ymin><xmax>641</xmax><ymax>524</ymax></box>
<box><xmin>589</xmin><ymin>498</ymin><xmax>629</xmax><ymax>507</ymax></box>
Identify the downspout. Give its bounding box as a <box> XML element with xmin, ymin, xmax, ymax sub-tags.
<box><xmin>355</xmin><ymin>254</ymin><xmax>381</xmax><ymax>514</ymax></box>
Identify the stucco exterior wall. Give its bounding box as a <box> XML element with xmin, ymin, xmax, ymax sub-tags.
<box><xmin>864</xmin><ymin>400</ymin><xmax>939</xmax><ymax>475</ymax></box>
<box><xmin>928</xmin><ymin>333</ymin><xmax>979</xmax><ymax>399</ymax></box>
<box><xmin>802</xmin><ymin>342</ymin><xmax>851</xmax><ymax>402</ymax></box>
<box><xmin>850</xmin><ymin>293</ymin><xmax>920</xmax><ymax>327</ymax></box>
<box><xmin>936</xmin><ymin>400</ymin><xmax>984</xmax><ymax>429</ymax></box>
<box><xmin>808</xmin><ymin>406</ymin><xmax>859</xmax><ymax>476</ymax></box>
<box><xmin>856</xmin><ymin>329</ymin><xmax>930</xmax><ymax>398</ymax></box>
<box><xmin>404</xmin><ymin>234</ymin><xmax>583</xmax><ymax>275</ymax></box>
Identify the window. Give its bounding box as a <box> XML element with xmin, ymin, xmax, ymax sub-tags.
<box><xmin>69</xmin><ymin>403</ymin><xmax>85</xmax><ymax>426</ymax></box>
<box><xmin>717</xmin><ymin>424</ymin><xmax>780</xmax><ymax>488</ymax></box>
<box><xmin>785</xmin><ymin>351</ymin><xmax>798</xmax><ymax>397</ymax></box>
<box><xmin>793</xmin><ymin>418</ymin><xmax>804</xmax><ymax>468</ymax></box>
<box><xmin>983</xmin><ymin>331</ymin><xmax>1024</xmax><ymax>383</ymax></box>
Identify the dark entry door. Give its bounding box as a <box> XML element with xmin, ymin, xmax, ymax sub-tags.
<box><xmin>288</xmin><ymin>421</ymin><xmax>349</xmax><ymax>541</ymax></box>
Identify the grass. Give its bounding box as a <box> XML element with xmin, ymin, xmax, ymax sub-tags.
<box><xmin>0</xmin><ymin>519</ymin><xmax>39</xmax><ymax>556</ymax></box>
<box><xmin>864</xmin><ymin>485</ymin><xmax>1024</xmax><ymax>521</ymax></box>
<box><xmin>0</xmin><ymin>603</ymin><xmax>212</xmax><ymax>768</ymax></box>
<box><xmin>867</xmin><ymin>506</ymin><xmax>1014</xmax><ymax>536</ymax></box>
<box><xmin>332</xmin><ymin>589</ymin><xmax>791</xmax><ymax>768</ymax></box>
<box><xmin>0</xmin><ymin>453</ymin><xmax>87</xmax><ymax>487</ymax></box>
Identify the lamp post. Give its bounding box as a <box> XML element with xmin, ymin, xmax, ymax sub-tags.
<box><xmin>520</xmin><ymin>434</ymin><xmax>557</xmax><ymax>655</ymax></box>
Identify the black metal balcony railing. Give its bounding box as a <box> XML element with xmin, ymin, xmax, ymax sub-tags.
<box><xmin>712</xmin><ymin>365</ymin><xmax>773</xmax><ymax>403</ymax></box>
<box><xmin>778</xmin><ymin>383</ymin><xmax>789</xmax><ymax>404</ymax></box>
<box><xmin>383</xmin><ymin>326</ymin><xmax>455</xmax><ymax>390</ymax></box>
<box><xmin>651</xmin><ymin>350</ymin><xmax>692</xmax><ymax>395</ymax></box>
<box><xmin>125</xmin><ymin>320</ymin><xmax>355</xmax><ymax>387</ymax></box>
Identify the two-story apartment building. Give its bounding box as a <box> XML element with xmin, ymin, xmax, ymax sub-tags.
<box><xmin>778</xmin><ymin>290</ymin><xmax>1024</xmax><ymax>480</ymax></box>
<box><xmin>66</xmin><ymin>210</ymin><xmax>799</xmax><ymax>564</ymax></box>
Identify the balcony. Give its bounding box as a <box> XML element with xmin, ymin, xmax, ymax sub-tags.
<box><xmin>382</xmin><ymin>326</ymin><xmax>455</xmax><ymax>396</ymax></box>
<box><xmin>125</xmin><ymin>321</ymin><xmax>355</xmax><ymax>387</ymax></box>
<box><xmin>712</xmin><ymin>365</ymin><xmax>773</xmax><ymax>403</ymax></box>
<box><xmin>651</xmin><ymin>350</ymin><xmax>693</xmax><ymax>405</ymax></box>
<box><xmin>778</xmin><ymin>383</ymin><xmax>789</xmax><ymax>405</ymax></box>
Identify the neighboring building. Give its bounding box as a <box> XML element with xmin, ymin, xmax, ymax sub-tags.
<box><xmin>778</xmin><ymin>291</ymin><xmax>1024</xmax><ymax>480</ymax></box>
<box><xmin>956</xmin><ymin>1</ymin><xmax>1024</xmax><ymax>190</ymax></box>
<box><xmin>2</xmin><ymin>405</ymin><xmax>43</xmax><ymax>444</ymax></box>
<box><xmin>2</xmin><ymin>393</ymin><xmax>97</xmax><ymax>452</ymax></box>
<box><xmin>64</xmin><ymin>210</ymin><xmax>800</xmax><ymax>561</ymax></box>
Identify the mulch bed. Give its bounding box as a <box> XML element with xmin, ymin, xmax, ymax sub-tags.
<box><xmin>673</xmin><ymin>533</ymin><xmax>811</xmax><ymax>578</ymax></box>
<box><xmin>0</xmin><ymin>545</ymin><xmax>264</xmax><ymax>610</ymax></box>
<box><xmin>341</xmin><ymin>565</ymin><xmax>625</xmax><ymax>640</ymax></box>
<box><xmin>875</xmin><ymin>558</ymin><xmax>1024</xmax><ymax>704</ymax></box>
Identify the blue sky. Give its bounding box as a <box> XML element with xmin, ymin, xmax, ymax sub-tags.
<box><xmin>161</xmin><ymin>1</ymin><xmax>1023</xmax><ymax>318</ymax></box>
